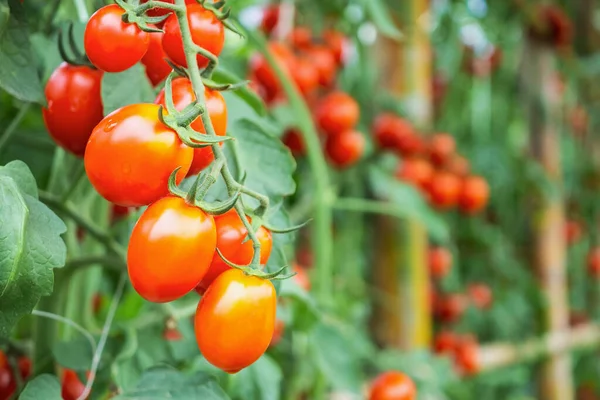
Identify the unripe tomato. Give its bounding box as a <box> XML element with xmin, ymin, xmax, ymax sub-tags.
<box><xmin>459</xmin><ymin>175</ymin><xmax>490</xmax><ymax>214</ymax></box>
<box><xmin>282</xmin><ymin>128</ymin><xmax>305</xmax><ymax>156</ymax></box>
<box><xmin>250</xmin><ymin>43</ymin><xmax>295</xmax><ymax>100</ymax></box>
<box><xmin>587</xmin><ymin>247</ymin><xmax>600</xmax><ymax>278</ymax></box>
<box><xmin>155</xmin><ymin>78</ymin><xmax>227</xmax><ymax>175</ymax></box>
<box><xmin>369</xmin><ymin>371</ymin><xmax>416</xmax><ymax>400</ymax></box>
<box><xmin>84</xmin><ymin>103</ymin><xmax>193</xmax><ymax>207</ymax></box>
<box><xmin>395</xmin><ymin>158</ymin><xmax>434</xmax><ymax>192</ymax></box>
<box><xmin>433</xmin><ymin>331</ymin><xmax>456</xmax><ymax>354</ymax></box>
<box><xmin>61</xmin><ymin>369</ymin><xmax>87</xmax><ymax>400</ymax></box>
<box><xmin>428</xmin><ymin>133</ymin><xmax>455</xmax><ymax>166</ymax></box>
<box><xmin>315</xmin><ymin>91</ymin><xmax>359</xmax><ymax>136</ymax></box>
<box><xmin>467</xmin><ymin>283</ymin><xmax>493</xmax><ymax>309</ymax></box>
<box><xmin>162</xmin><ymin>4</ymin><xmax>224</xmax><ymax>68</ymax></box>
<box><xmin>195</xmin><ymin>269</ymin><xmax>276</xmax><ymax>373</ymax></box>
<box><xmin>435</xmin><ymin>294</ymin><xmax>467</xmax><ymax>323</ymax></box>
<box><xmin>565</xmin><ymin>219</ymin><xmax>582</xmax><ymax>246</ymax></box>
<box><xmin>446</xmin><ymin>155</ymin><xmax>470</xmax><ymax>177</ymax></box>
<box><xmin>454</xmin><ymin>336</ymin><xmax>480</xmax><ymax>375</ymax></box>
<box><xmin>196</xmin><ymin>209</ymin><xmax>272</xmax><ymax>293</ymax></box>
<box><xmin>289</xmin><ymin>26</ymin><xmax>312</xmax><ymax>49</ymax></box>
<box><xmin>323</xmin><ymin>29</ymin><xmax>346</xmax><ymax>65</ymax></box>
<box><xmin>372</xmin><ymin>113</ymin><xmax>414</xmax><ymax>150</ymax></box>
<box><xmin>302</xmin><ymin>45</ymin><xmax>337</xmax><ymax>87</ymax></box>
<box><xmin>325</xmin><ymin>130</ymin><xmax>365</xmax><ymax>168</ymax></box>
<box><xmin>128</xmin><ymin>196</ymin><xmax>217</xmax><ymax>302</ymax></box>
<box><xmin>293</xmin><ymin>263</ymin><xmax>311</xmax><ymax>291</ymax></box>
<box><xmin>84</xmin><ymin>4</ymin><xmax>149</xmax><ymax>73</ymax></box>
<box><xmin>270</xmin><ymin>318</ymin><xmax>285</xmax><ymax>347</ymax></box>
<box><xmin>141</xmin><ymin>30</ymin><xmax>172</xmax><ymax>86</ymax></box>
<box><xmin>428</xmin><ymin>172</ymin><xmax>461</xmax><ymax>209</ymax></box>
<box><xmin>42</xmin><ymin>63</ymin><xmax>103</xmax><ymax>156</ymax></box>
<box><xmin>428</xmin><ymin>246</ymin><xmax>452</xmax><ymax>279</ymax></box>
<box><xmin>291</xmin><ymin>57</ymin><xmax>319</xmax><ymax>96</ymax></box>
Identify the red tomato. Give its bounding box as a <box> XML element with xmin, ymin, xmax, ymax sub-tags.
<box><xmin>196</xmin><ymin>209</ymin><xmax>273</xmax><ymax>293</ymax></box>
<box><xmin>250</xmin><ymin>43</ymin><xmax>295</xmax><ymax>100</ymax></box>
<box><xmin>587</xmin><ymin>247</ymin><xmax>600</xmax><ymax>278</ymax></box>
<box><xmin>395</xmin><ymin>158</ymin><xmax>434</xmax><ymax>192</ymax></box>
<box><xmin>289</xmin><ymin>26</ymin><xmax>312</xmax><ymax>49</ymax></box>
<box><xmin>293</xmin><ymin>263</ymin><xmax>311</xmax><ymax>291</ymax></box>
<box><xmin>325</xmin><ymin>130</ymin><xmax>365</xmax><ymax>168</ymax></box>
<box><xmin>302</xmin><ymin>45</ymin><xmax>337</xmax><ymax>87</ymax></box>
<box><xmin>453</xmin><ymin>336</ymin><xmax>480</xmax><ymax>375</ymax></box>
<box><xmin>61</xmin><ymin>369</ymin><xmax>87</xmax><ymax>400</ymax></box>
<box><xmin>42</xmin><ymin>63</ymin><xmax>103</xmax><ymax>157</ymax></box>
<box><xmin>446</xmin><ymin>155</ymin><xmax>470</xmax><ymax>177</ymax></box>
<box><xmin>0</xmin><ymin>353</ymin><xmax>31</xmax><ymax>400</ymax></box>
<box><xmin>467</xmin><ymin>283</ymin><xmax>493</xmax><ymax>309</ymax></box>
<box><xmin>84</xmin><ymin>103</ymin><xmax>193</xmax><ymax>207</ymax></box>
<box><xmin>372</xmin><ymin>113</ymin><xmax>414</xmax><ymax>150</ymax></box>
<box><xmin>195</xmin><ymin>269</ymin><xmax>276</xmax><ymax>373</ymax></box>
<box><xmin>291</xmin><ymin>57</ymin><xmax>319</xmax><ymax>96</ymax></box>
<box><xmin>369</xmin><ymin>371</ymin><xmax>416</xmax><ymax>400</ymax></box>
<box><xmin>141</xmin><ymin>30</ymin><xmax>172</xmax><ymax>86</ymax></box>
<box><xmin>459</xmin><ymin>175</ymin><xmax>490</xmax><ymax>214</ymax></box>
<box><xmin>323</xmin><ymin>29</ymin><xmax>346</xmax><ymax>65</ymax></box>
<box><xmin>128</xmin><ymin>196</ymin><xmax>216</xmax><ymax>302</ymax></box>
<box><xmin>162</xmin><ymin>4</ymin><xmax>224</xmax><ymax>69</ymax></box>
<box><xmin>435</xmin><ymin>294</ymin><xmax>467</xmax><ymax>323</ymax></box>
<box><xmin>84</xmin><ymin>4</ymin><xmax>149</xmax><ymax>72</ymax></box>
<box><xmin>282</xmin><ymin>128</ymin><xmax>305</xmax><ymax>156</ymax></box>
<box><xmin>433</xmin><ymin>331</ymin><xmax>456</xmax><ymax>354</ymax></box>
<box><xmin>428</xmin><ymin>133</ymin><xmax>456</xmax><ymax>166</ymax></box>
<box><xmin>428</xmin><ymin>172</ymin><xmax>461</xmax><ymax>209</ymax></box>
<box><xmin>428</xmin><ymin>247</ymin><xmax>452</xmax><ymax>279</ymax></box>
<box><xmin>315</xmin><ymin>91</ymin><xmax>359</xmax><ymax>136</ymax></box>
<box><xmin>155</xmin><ymin>78</ymin><xmax>227</xmax><ymax>175</ymax></box>
<box><xmin>260</xmin><ymin>5</ymin><xmax>279</xmax><ymax>35</ymax></box>
<box><xmin>565</xmin><ymin>219</ymin><xmax>582</xmax><ymax>246</ymax></box>
<box><xmin>110</xmin><ymin>204</ymin><xmax>135</xmax><ymax>223</ymax></box>
<box><xmin>269</xmin><ymin>318</ymin><xmax>285</xmax><ymax>347</ymax></box>
<box><xmin>163</xmin><ymin>326</ymin><xmax>183</xmax><ymax>341</ymax></box>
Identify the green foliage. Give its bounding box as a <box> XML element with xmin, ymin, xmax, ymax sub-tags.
<box><xmin>19</xmin><ymin>375</ymin><xmax>62</xmax><ymax>400</ymax></box>
<box><xmin>101</xmin><ymin>64</ymin><xmax>156</xmax><ymax>115</ymax></box>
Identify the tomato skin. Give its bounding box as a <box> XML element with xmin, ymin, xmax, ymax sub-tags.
<box><xmin>302</xmin><ymin>45</ymin><xmax>336</xmax><ymax>87</ymax></box>
<box><xmin>396</xmin><ymin>158</ymin><xmax>434</xmax><ymax>192</ymax></box>
<box><xmin>141</xmin><ymin>30</ymin><xmax>172</xmax><ymax>86</ymax></box>
<box><xmin>250</xmin><ymin>43</ymin><xmax>295</xmax><ymax>100</ymax></box>
<box><xmin>128</xmin><ymin>196</ymin><xmax>217</xmax><ymax>303</ymax></box>
<box><xmin>428</xmin><ymin>172</ymin><xmax>461</xmax><ymax>209</ymax></box>
<box><xmin>467</xmin><ymin>283</ymin><xmax>493</xmax><ymax>309</ymax></box>
<box><xmin>325</xmin><ymin>130</ymin><xmax>365</xmax><ymax>168</ymax></box>
<box><xmin>433</xmin><ymin>331</ymin><xmax>456</xmax><ymax>354</ymax></box>
<box><xmin>293</xmin><ymin>263</ymin><xmax>311</xmax><ymax>291</ymax></box>
<box><xmin>289</xmin><ymin>26</ymin><xmax>312</xmax><ymax>49</ymax></box>
<box><xmin>42</xmin><ymin>63</ymin><xmax>103</xmax><ymax>157</ymax></box>
<box><xmin>587</xmin><ymin>248</ymin><xmax>600</xmax><ymax>278</ymax></box>
<box><xmin>0</xmin><ymin>353</ymin><xmax>31</xmax><ymax>400</ymax></box>
<box><xmin>282</xmin><ymin>128</ymin><xmax>305</xmax><ymax>156</ymax></box>
<box><xmin>162</xmin><ymin>4</ymin><xmax>224</xmax><ymax>69</ymax></box>
<box><xmin>84</xmin><ymin>4</ymin><xmax>149</xmax><ymax>73</ymax></box>
<box><xmin>565</xmin><ymin>219</ymin><xmax>582</xmax><ymax>246</ymax></box>
<box><xmin>435</xmin><ymin>294</ymin><xmax>467</xmax><ymax>323</ymax></box>
<box><xmin>446</xmin><ymin>155</ymin><xmax>470</xmax><ymax>177</ymax></box>
<box><xmin>61</xmin><ymin>369</ymin><xmax>87</xmax><ymax>400</ymax></box>
<box><xmin>260</xmin><ymin>5</ymin><xmax>279</xmax><ymax>34</ymax></box>
<box><xmin>315</xmin><ymin>91</ymin><xmax>359</xmax><ymax>136</ymax></box>
<box><xmin>291</xmin><ymin>57</ymin><xmax>319</xmax><ymax>96</ymax></box>
<box><xmin>369</xmin><ymin>371</ymin><xmax>416</xmax><ymax>400</ymax></box>
<box><xmin>196</xmin><ymin>209</ymin><xmax>272</xmax><ymax>293</ymax></box>
<box><xmin>459</xmin><ymin>175</ymin><xmax>490</xmax><ymax>214</ymax></box>
<box><xmin>453</xmin><ymin>336</ymin><xmax>480</xmax><ymax>375</ymax></box>
<box><xmin>323</xmin><ymin>29</ymin><xmax>346</xmax><ymax>65</ymax></box>
<box><xmin>195</xmin><ymin>269</ymin><xmax>276</xmax><ymax>373</ymax></box>
<box><xmin>155</xmin><ymin>78</ymin><xmax>227</xmax><ymax>175</ymax></box>
<box><xmin>428</xmin><ymin>133</ymin><xmax>456</xmax><ymax>166</ymax></box>
<box><xmin>373</xmin><ymin>113</ymin><xmax>414</xmax><ymax>150</ymax></box>
<box><xmin>84</xmin><ymin>103</ymin><xmax>193</xmax><ymax>207</ymax></box>
<box><xmin>428</xmin><ymin>247</ymin><xmax>452</xmax><ymax>279</ymax></box>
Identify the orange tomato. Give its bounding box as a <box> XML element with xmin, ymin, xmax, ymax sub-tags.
<box><xmin>369</xmin><ymin>371</ymin><xmax>416</xmax><ymax>400</ymax></box>
<box><xmin>315</xmin><ymin>91</ymin><xmax>359</xmax><ymax>136</ymax></box>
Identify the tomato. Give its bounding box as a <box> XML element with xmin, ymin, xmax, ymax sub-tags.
<box><xmin>162</xmin><ymin>4</ymin><xmax>224</xmax><ymax>69</ymax></box>
<box><xmin>128</xmin><ymin>196</ymin><xmax>216</xmax><ymax>302</ymax></box>
<box><xmin>446</xmin><ymin>155</ymin><xmax>470</xmax><ymax>177</ymax></box>
<box><xmin>433</xmin><ymin>331</ymin><xmax>456</xmax><ymax>355</ymax></box>
<box><xmin>195</xmin><ymin>269</ymin><xmax>276</xmax><ymax>373</ymax></box>
<box><xmin>323</xmin><ymin>29</ymin><xmax>346</xmax><ymax>65</ymax></box>
<box><xmin>372</xmin><ymin>113</ymin><xmax>414</xmax><ymax>150</ymax></box>
<box><xmin>369</xmin><ymin>371</ymin><xmax>416</xmax><ymax>400</ymax></box>
<box><xmin>459</xmin><ymin>175</ymin><xmax>489</xmax><ymax>214</ymax></box>
<box><xmin>302</xmin><ymin>45</ymin><xmax>336</xmax><ymax>87</ymax></box>
<box><xmin>269</xmin><ymin>319</ymin><xmax>285</xmax><ymax>347</ymax></box>
<box><xmin>196</xmin><ymin>209</ymin><xmax>272</xmax><ymax>293</ymax></box>
<box><xmin>395</xmin><ymin>158</ymin><xmax>434</xmax><ymax>192</ymax></box>
<box><xmin>163</xmin><ymin>326</ymin><xmax>183</xmax><ymax>341</ymax></box>
<box><xmin>428</xmin><ymin>246</ymin><xmax>452</xmax><ymax>279</ymax></box>
<box><xmin>0</xmin><ymin>352</ymin><xmax>30</xmax><ymax>400</ymax></box>
<box><xmin>250</xmin><ymin>43</ymin><xmax>295</xmax><ymax>100</ymax></box>
<box><xmin>84</xmin><ymin>103</ymin><xmax>193</xmax><ymax>207</ymax></box>
<box><xmin>397</xmin><ymin>134</ymin><xmax>426</xmax><ymax>157</ymax></box>
<box><xmin>289</xmin><ymin>26</ymin><xmax>312</xmax><ymax>49</ymax></box>
<box><xmin>428</xmin><ymin>133</ymin><xmax>456</xmax><ymax>166</ymax></box>
<box><xmin>293</xmin><ymin>263</ymin><xmax>311</xmax><ymax>291</ymax></box>
<box><xmin>260</xmin><ymin>5</ymin><xmax>279</xmax><ymax>35</ymax></box>
<box><xmin>155</xmin><ymin>78</ymin><xmax>227</xmax><ymax>175</ymax></box>
<box><xmin>587</xmin><ymin>247</ymin><xmax>600</xmax><ymax>278</ymax></box>
<box><xmin>282</xmin><ymin>128</ymin><xmax>305</xmax><ymax>156</ymax></box>
<box><xmin>84</xmin><ymin>4</ymin><xmax>149</xmax><ymax>73</ymax></box>
<box><xmin>453</xmin><ymin>336</ymin><xmax>480</xmax><ymax>376</ymax></box>
<box><xmin>565</xmin><ymin>219</ymin><xmax>582</xmax><ymax>246</ymax></box>
<box><xmin>42</xmin><ymin>63</ymin><xmax>103</xmax><ymax>157</ymax></box>
<box><xmin>467</xmin><ymin>283</ymin><xmax>492</xmax><ymax>309</ymax></box>
<box><xmin>428</xmin><ymin>172</ymin><xmax>461</xmax><ymax>209</ymax></box>
<box><xmin>291</xmin><ymin>57</ymin><xmax>319</xmax><ymax>96</ymax></box>
<box><xmin>61</xmin><ymin>369</ymin><xmax>87</xmax><ymax>400</ymax></box>
<box><xmin>315</xmin><ymin>91</ymin><xmax>359</xmax><ymax>135</ymax></box>
<box><xmin>141</xmin><ymin>30</ymin><xmax>172</xmax><ymax>86</ymax></box>
<box><xmin>325</xmin><ymin>130</ymin><xmax>365</xmax><ymax>168</ymax></box>
<box><xmin>435</xmin><ymin>294</ymin><xmax>467</xmax><ymax>323</ymax></box>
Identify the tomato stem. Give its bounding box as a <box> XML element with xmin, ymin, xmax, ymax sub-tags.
<box><xmin>0</xmin><ymin>103</ymin><xmax>31</xmax><ymax>155</ymax></box>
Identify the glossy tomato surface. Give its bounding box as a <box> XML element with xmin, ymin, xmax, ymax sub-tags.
<box><xmin>195</xmin><ymin>269</ymin><xmax>276</xmax><ymax>373</ymax></box>
<box><xmin>141</xmin><ymin>30</ymin><xmax>172</xmax><ymax>86</ymax></box>
<box><xmin>61</xmin><ymin>369</ymin><xmax>87</xmax><ymax>400</ymax></box>
<box><xmin>302</xmin><ymin>45</ymin><xmax>336</xmax><ymax>87</ymax></box>
<box><xmin>128</xmin><ymin>196</ymin><xmax>217</xmax><ymax>302</ymax></box>
<box><xmin>369</xmin><ymin>371</ymin><xmax>417</xmax><ymax>400</ymax></box>
<box><xmin>42</xmin><ymin>62</ymin><xmax>103</xmax><ymax>156</ymax></box>
<box><xmin>155</xmin><ymin>78</ymin><xmax>227</xmax><ymax>175</ymax></box>
<box><xmin>84</xmin><ymin>4</ymin><xmax>149</xmax><ymax>72</ymax></box>
<box><xmin>84</xmin><ymin>103</ymin><xmax>193</xmax><ymax>207</ymax></box>
<box><xmin>250</xmin><ymin>42</ymin><xmax>295</xmax><ymax>100</ymax></box>
<box><xmin>325</xmin><ymin>130</ymin><xmax>365</xmax><ymax>168</ymax></box>
<box><xmin>315</xmin><ymin>91</ymin><xmax>359</xmax><ymax>135</ymax></box>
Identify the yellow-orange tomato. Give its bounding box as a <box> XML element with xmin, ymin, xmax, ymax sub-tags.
<box><xmin>84</xmin><ymin>103</ymin><xmax>193</xmax><ymax>207</ymax></box>
<box><xmin>128</xmin><ymin>196</ymin><xmax>216</xmax><ymax>302</ymax></box>
<box><xmin>195</xmin><ymin>269</ymin><xmax>276</xmax><ymax>373</ymax></box>
<box><xmin>369</xmin><ymin>371</ymin><xmax>417</xmax><ymax>400</ymax></box>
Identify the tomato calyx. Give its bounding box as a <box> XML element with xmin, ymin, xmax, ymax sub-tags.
<box><xmin>115</xmin><ymin>0</ymin><xmax>173</xmax><ymax>32</ymax></box>
<box><xmin>215</xmin><ymin>248</ymin><xmax>296</xmax><ymax>281</ymax></box>
<box><xmin>197</xmin><ymin>0</ymin><xmax>244</xmax><ymax>38</ymax></box>
<box><xmin>58</xmin><ymin>24</ymin><xmax>94</xmax><ymax>68</ymax></box>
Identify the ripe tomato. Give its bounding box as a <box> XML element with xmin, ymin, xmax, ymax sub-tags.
<box><xmin>84</xmin><ymin>4</ymin><xmax>149</xmax><ymax>73</ymax></box>
<box><xmin>325</xmin><ymin>130</ymin><xmax>365</xmax><ymax>168</ymax></box>
<box><xmin>433</xmin><ymin>331</ymin><xmax>456</xmax><ymax>354</ymax></box>
<box><xmin>260</xmin><ymin>5</ymin><xmax>279</xmax><ymax>34</ymax></box>
<box><xmin>0</xmin><ymin>352</ymin><xmax>30</xmax><ymax>400</ymax></box>
<box><xmin>323</xmin><ymin>29</ymin><xmax>346</xmax><ymax>65</ymax></box>
<box><xmin>289</xmin><ymin>26</ymin><xmax>312</xmax><ymax>49</ymax></box>
<box><xmin>196</xmin><ymin>209</ymin><xmax>272</xmax><ymax>293</ymax></box>
<box><xmin>369</xmin><ymin>371</ymin><xmax>416</xmax><ymax>400</ymax></box>
<box><xmin>302</xmin><ymin>45</ymin><xmax>336</xmax><ymax>87</ymax></box>
<box><xmin>162</xmin><ymin>4</ymin><xmax>224</xmax><ymax>69</ymax></box>
<box><xmin>291</xmin><ymin>57</ymin><xmax>319</xmax><ymax>96</ymax></box>
<box><xmin>110</xmin><ymin>204</ymin><xmax>135</xmax><ymax>223</ymax></box>
<box><xmin>428</xmin><ymin>247</ymin><xmax>452</xmax><ymax>279</ymax></box>
<box><xmin>428</xmin><ymin>133</ymin><xmax>456</xmax><ymax>166</ymax></box>
<box><xmin>61</xmin><ymin>369</ymin><xmax>87</xmax><ymax>400</ymax></box>
<box><xmin>565</xmin><ymin>219</ymin><xmax>582</xmax><ymax>246</ymax></box>
<box><xmin>155</xmin><ymin>78</ymin><xmax>227</xmax><ymax>175</ymax></box>
<box><xmin>128</xmin><ymin>196</ymin><xmax>216</xmax><ymax>302</ymax></box>
<box><xmin>459</xmin><ymin>175</ymin><xmax>490</xmax><ymax>214</ymax></box>
<box><xmin>195</xmin><ymin>269</ymin><xmax>276</xmax><ymax>373</ymax></box>
<box><xmin>435</xmin><ymin>294</ymin><xmax>467</xmax><ymax>323</ymax></box>
<box><xmin>467</xmin><ymin>283</ymin><xmax>493</xmax><ymax>309</ymax></box>
<box><xmin>372</xmin><ymin>113</ymin><xmax>414</xmax><ymax>151</ymax></box>
<box><xmin>250</xmin><ymin>42</ymin><xmax>295</xmax><ymax>100</ymax></box>
<box><xmin>282</xmin><ymin>128</ymin><xmax>305</xmax><ymax>156</ymax></box>
<box><xmin>315</xmin><ymin>91</ymin><xmax>359</xmax><ymax>136</ymax></box>
<box><xmin>84</xmin><ymin>103</ymin><xmax>193</xmax><ymax>207</ymax></box>
<box><xmin>269</xmin><ymin>318</ymin><xmax>285</xmax><ymax>348</ymax></box>
<box><xmin>396</xmin><ymin>158</ymin><xmax>434</xmax><ymax>192</ymax></box>
<box><xmin>587</xmin><ymin>248</ymin><xmax>600</xmax><ymax>278</ymax></box>
<box><xmin>428</xmin><ymin>172</ymin><xmax>461</xmax><ymax>209</ymax></box>
<box><xmin>141</xmin><ymin>30</ymin><xmax>172</xmax><ymax>86</ymax></box>
<box><xmin>446</xmin><ymin>155</ymin><xmax>470</xmax><ymax>177</ymax></box>
<box><xmin>453</xmin><ymin>336</ymin><xmax>480</xmax><ymax>375</ymax></box>
<box><xmin>293</xmin><ymin>263</ymin><xmax>311</xmax><ymax>291</ymax></box>
<box><xmin>42</xmin><ymin>62</ymin><xmax>103</xmax><ymax>156</ymax></box>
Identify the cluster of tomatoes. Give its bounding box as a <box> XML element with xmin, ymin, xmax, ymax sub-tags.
<box><xmin>0</xmin><ymin>351</ymin><xmax>31</xmax><ymax>400</ymax></box>
<box><xmin>433</xmin><ymin>331</ymin><xmax>480</xmax><ymax>376</ymax></box>
<box><xmin>372</xmin><ymin>113</ymin><xmax>490</xmax><ymax>214</ymax></box>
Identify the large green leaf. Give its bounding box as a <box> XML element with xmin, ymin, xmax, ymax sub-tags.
<box><xmin>0</xmin><ymin>161</ymin><xmax>66</xmax><ymax>337</ymax></box>
<box><xmin>101</xmin><ymin>64</ymin><xmax>156</xmax><ymax>115</ymax></box>
<box><xmin>18</xmin><ymin>374</ymin><xmax>62</xmax><ymax>400</ymax></box>
<box><xmin>230</xmin><ymin>354</ymin><xmax>282</xmax><ymax>400</ymax></box>
<box><xmin>212</xmin><ymin>68</ymin><xmax>266</xmax><ymax>116</ymax></box>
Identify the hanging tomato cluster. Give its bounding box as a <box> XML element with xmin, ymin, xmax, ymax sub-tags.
<box><xmin>433</xmin><ymin>331</ymin><xmax>480</xmax><ymax>376</ymax></box>
<box><xmin>0</xmin><ymin>351</ymin><xmax>31</xmax><ymax>400</ymax></box>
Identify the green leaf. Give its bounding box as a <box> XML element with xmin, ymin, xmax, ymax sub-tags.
<box><xmin>231</xmin><ymin>354</ymin><xmax>282</xmax><ymax>400</ymax></box>
<box><xmin>113</xmin><ymin>367</ymin><xmax>229</xmax><ymax>400</ymax></box>
<box><xmin>0</xmin><ymin>163</ymin><xmax>66</xmax><ymax>337</ymax></box>
<box><xmin>212</xmin><ymin>68</ymin><xmax>266</xmax><ymax>116</ymax></box>
<box><xmin>19</xmin><ymin>374</ymin><xmax>62</xmax><ymax>400</ymax></box>
<box><xmin>0</xmin><ymin>4</ymin><xmax>45</xmax><ymax>104</ymax></box>
<box><xmin>362</xmin><ymin>0</ymin><xmax>403</xmax><ymax>40</ymax></box>
<box><xmin>279</xmin><ymin>274</ymin><xmax>320</xmax><ymax>331</ymax></box>
<box><xmin>0</xmin><ymin>160</ymin><xmax>38</xmax><ymax>197</ymax></box>
<box><xmin>53</xmin><ymin>337</ymin><xmax>94</xmax><ymax>371</ymax></box>
<box><xmin>101</xmin><ymin>64</ymin><xmax>155</xmax><ymax>115</ymax></box>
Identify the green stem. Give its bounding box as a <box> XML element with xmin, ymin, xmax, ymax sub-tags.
<box><xmin>72</xmin><ymin>0</ymin><xmax>89</xmax><ymax>22</ymax></box>
<box><xmin>32</xmin><ymin>310</ymin><xmax>96</xmax><ymax>353</ymax></box>
<box><xmin>64</xmin><ymin>255</ymin><xmax>126</xmax><ymax>273</ymax></box>
<box><xmin>60</xmin><ymin>163</ymin><xmax>87</xmax><ymax>203</ymax></box>
<box><xmin>0</xmin><ymin>104</ymin><xmax>31</xmax><ymax>154</ymax></box>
